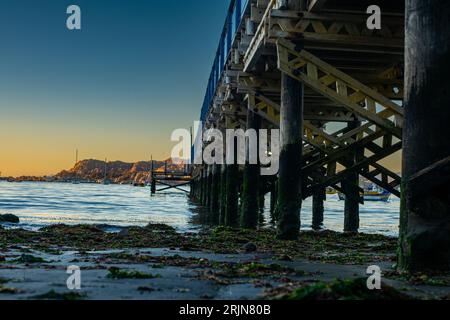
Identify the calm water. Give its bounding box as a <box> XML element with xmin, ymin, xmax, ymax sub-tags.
<box><xmin>0</xmin><ymin>181</ymin><xmax>400</xmax><ymax>236</ymax></box>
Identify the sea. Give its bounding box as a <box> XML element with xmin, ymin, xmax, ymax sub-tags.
<box><xmin>0</xmin><ymin>181</ymin><xmax>400</xmax><ymax>237</ymax></box>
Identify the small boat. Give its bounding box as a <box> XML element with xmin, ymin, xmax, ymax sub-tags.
<box><xmin>133</xmin><ymin>183</ymin><xmax>145</xmax><ymax>187</ymax></box>
<box><xmin>102</xmin><ymin>158</ymin><xmax>110</xmax><ymax>185</ymax></box>
<box><xmin>338</xmin><ymin>185</ymin><xmax>391</xmax><ymax>202</ymax></box>
<box><xmin>72</xmin><ymin>150</ymin><xmax>81</xmax><ymax>184</ymax></box>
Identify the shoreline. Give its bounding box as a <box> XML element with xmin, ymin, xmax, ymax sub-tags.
<box><xmin>1</xmin><ymin>223</ymin><xmax>450</xmax><ymax>300</ymax></box>
<box><xmin>0</xmin><ymin>182</ymin><xmax>402</xmax><ymax>238</ymax></box>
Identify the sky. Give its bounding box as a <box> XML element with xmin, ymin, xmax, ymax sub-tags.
<box><xmin>0</xmin><ymin>0</ymin><xmax>401</xmax><ymax>177</ymax></box>
<box><xmin>0</xmin><ymin>0</ymin><xmax>230</xmax><ymax>176</ymax></box>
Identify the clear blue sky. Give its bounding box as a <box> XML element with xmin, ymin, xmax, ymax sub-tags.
<box><xmin>0</xmin><ymin>0</ymin><xmax>230</xmax><ymax>175</ymax></box>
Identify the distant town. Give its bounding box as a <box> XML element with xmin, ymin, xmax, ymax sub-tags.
<box><xmin>0</xmin><ymin>159</ymin><xmax>188</xmax><ymax>185</ymax></box>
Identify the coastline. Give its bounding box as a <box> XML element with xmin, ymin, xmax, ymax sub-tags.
<box><xmin>0</xmin><ymin>181</ymin><xmax>402</xmax><ymax>237</ymax></box>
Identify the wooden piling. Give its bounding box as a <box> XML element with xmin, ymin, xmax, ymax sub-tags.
<box><xmin>206</xmin><ymin>165</ymin><xmax>213</xmax><ymax>209</ymax></box>
<box><xmin>195</xmin><ymin>176</ymin><xmax>201</xmax><ymax>202</ymax></box>
<box><xmin>277</xmin><ymin>71</ymin><xmax>304</xmax><ymax>240</ymax></box>
<box><xmin>258</xmin><ymin>187</ymin><xmax>265</xmax><ymax>225</ymax></box>
<box><xmin>210</xmin><ymin>164</ymin><xmax>220</xmax><ymax>224</ymax></box>
<box><xmin>151</xmin><ymin>160</ymin><xmax>156</xmax><ymax>195</ymax></box>
<box><xmin>270</xmin><ymin>180</ymin><xmax>278</xmax><ymax>222</ymax></box>
<box><xmin>219</xmin><ymin>164</ymin><xmax>227</xmax><ymax>225</ymax></box>
<box><xmin>200</xmin><ymin>167</ymin><xmax>207</xmax><ymax>206</ymax></box>
<box><xmin>399</xmin><ymin>0</ymin><xmax>450</xmax><ymax>271</ymax></box>
<box><xmin>312</xmin><ymin>187</ymin><xmax>326</xmax><ymax>230</ymax></box>
<box><xmin>343</xmin><ymin>120</ymin><xmax>361</xmax><ymax>233</ymax></box>
<box><xmin>225</xmin><ymin>139</ymin><xmax>240</xmax><ymax>227</ymax></box>
<box><xmin>240</xmin><ymin>109</ymin><xmax>261</xmax><ymax>229</ymax></box>
<box><xmin>192</xmin><ymin>177</ymin><xmax>197</xmax><ymax>201</ymax></box>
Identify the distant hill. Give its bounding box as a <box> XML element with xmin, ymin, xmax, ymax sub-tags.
<box><xmin>54</xmin><ymin>159</ymin><xmax>188</xmax><ymax>184</ymax></box>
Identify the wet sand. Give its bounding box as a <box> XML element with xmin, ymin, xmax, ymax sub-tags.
<box><xmin>1</xmin><ymin>224</ymin><xmax>450</xmax><ymax>300</ymax></box>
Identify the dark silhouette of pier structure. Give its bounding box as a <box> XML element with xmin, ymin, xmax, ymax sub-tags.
<box><xmin>190</xmin><ymin>0</ymin><xmax>450</xmax><ymax>272</ymax></box>
<box><xmin>150</xmin><ymin>161</ymin><xmax>191</xmax><ymax>194</ymax></box>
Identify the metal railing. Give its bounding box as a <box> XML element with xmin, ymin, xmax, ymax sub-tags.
<box><xmin>200</xmin><ymin>0</ymin><xmax>250</xmax><ymax>123</ymax></box>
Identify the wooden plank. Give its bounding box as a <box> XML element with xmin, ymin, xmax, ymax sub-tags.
<box><xmin>308</xmin><ymin>142</ymin><xmax>402</xmax><ymax>194</ymax></box>
<box><xmin>156</xmin><ymin>180</ymin><xmax>191</xmax><ymax>193</ymax></box>
<box><xmin>277</xmin><ymin>41</ymin><xmax>403</xmax><ymax>138</ymax></box>
<box><xmin>303</xmin><ymin>130</ymin><xmax>386</xmax><ymax>173</ymax></box>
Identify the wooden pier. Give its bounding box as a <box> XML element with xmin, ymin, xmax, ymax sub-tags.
<box><xmin>150</xmin><ymin>161</ymin><xmax>191</xmax><ymax>194</ymax></box>
<box><xmin>190</xmin><ymin>0</ymin><xmax>450</xmax><ymax>272</ymax></box>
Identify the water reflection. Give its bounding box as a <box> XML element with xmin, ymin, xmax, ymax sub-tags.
<box><xmin>0</xmin><ymin>181</ymin><xmax>400</xmax><ymax>236</ymax></box>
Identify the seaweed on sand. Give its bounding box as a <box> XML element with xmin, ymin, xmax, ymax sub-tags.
<box><xmin>192</xmin><ymin>227</ymin><xmax>397</xmax><ymax>264</ymax></box>
<box><xmin>273</xmin><ymin>278</ymin><xmax>412</xmax><ymax>300</ymax></box>
<box><xmin>1</xmin><ymin>223</ymin><xmax>397</xmax><ymax>265</ymax></box>
<box><xmin>0</xmin><ymin>285</ymin><xmax>21</xmax><ymax>294</ymax></box>
<box><xmin>31</xmin><ymin>290</ymin><xmax>86</xmax><ymax>300</ymax></box>
<box><xmin>107</xmin><ymin>267</ymin><xmax>161</xmax><ymax>280</ymax></box>
<box><xmin>212</xmin><ymin>262</ymin><xmax>309</xmax><ymax>279</ymax></box>
<box><xmin>0</xmin><ymin>278</ymin><xmax>21</xmax><ymax>295</ymax></box>
<box><xmin>14</xmin><ymin>254</ymin><xmax>47</xmax><ymax>264</ymax></box>
<box><xmin>384</xmin><ymin>270</ymin><xmax>450</xmax><ymax>287</ymax></box>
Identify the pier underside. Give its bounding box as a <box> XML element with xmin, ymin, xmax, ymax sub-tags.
<box><xmin>193</xmin><ymin>0</ymin><xmax>450</xmax><ymax>272</ymax></box>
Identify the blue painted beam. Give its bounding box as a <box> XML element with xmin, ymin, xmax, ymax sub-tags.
<box><xmin>200</xmin><ymin>0</ymin><xmax>251</xmax><ymax>123</ymax></box>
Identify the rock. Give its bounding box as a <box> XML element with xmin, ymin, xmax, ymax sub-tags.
<box><xmin>15</xmin><ymin>254</ymin><xmax>47</xmax><ymax>264</ymax></box>
<box><xmin>243</xmin><ymin>242</ymin><xmax>257</xmax><ymax>253</ymax></box>
<box><xmin>118</xmin><ymin>228</ymin><xmax>129</xmax><ymax>237</ymax></box>
<box><xmin>278</xmin><ymin>254</ymin><xmax>293</xmax><ymax>262</ymax></box>
<box><xmin>0</xmin><ymin>214</ymin><xmax>20</xmax><ymax>224</ymax></box>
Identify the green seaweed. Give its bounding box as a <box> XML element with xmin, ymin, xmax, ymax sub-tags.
<box><xmin>197</xmin><ymin>261</ymin><xmax>309</xmax><ymax>282</ymax></box>
<box><xmin>14</xmin><ymin>254</ymin><xmax>47</xmax><ymax>264</ymax></box>
<box><xmin>1</xmin><ymin>223</ymin><xmax>397</xmax><ymax>265</ymax></box>
<box><xmin>107</xmin><ymin>267</ymin><xmax>161</xmax><ymax>279</ymax></box>
<box><xmin>31</xmin><ymin>290</ymin><xmax>86</xmax><ymax>300</ymax></box>
<box><xmin>385</xmin><ymin>270</ymin><xmax>450</xmax><ymax>287</ymax></box>
<box><xmin>280</xmin><ymin>278</ymin><xmax>412</xmax><ymax>300</ymax></box>
<box><xmin>0</xmin><ymin>285</ymin><xmax>21</xmax><ymax>294</ymax></box>
<box><xmin>137</xmin><ymin>286</ymin><xmax>160</xmax><ymax>292</ymax></box>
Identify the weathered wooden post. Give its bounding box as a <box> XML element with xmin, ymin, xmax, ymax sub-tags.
<box><xmin>240</xmin><ymin>108</ymin><xmax>261</xmax><ymax>229</ymax></box>
<box><xmin>270</xmin><ymin>180</ymin><xmax>278</xmax><ymax>221</ymax></box>
<box><xmin>200</xmin><ymin>166</ymin><xmax>207</xmax><ymax>206</ymax></box>
<box><xmin>195</xmin><ymin>176</ymin><xmax>201</xmax><ymax>202</ymax></box>
<box><xmin>189</xmin><ymin>175</ymin><xmax>195</xmax><ymax>199</ymax></box>
<box><xmin>225</xmin><ymin>140</ymin><xmax>240</xmax><ymax>227</ymax></box>
<box><xmin>206</xmin><ymin>165</ymin><xmax>213</xmax><ymax>209</ymax></box>
<box><xmin>199</xmin><ymin>168</ymin><xmax>203</xmax><ymax>205</ymax></box>
<box><xmin>258</xmin><ymin>185</ymin><xmax>266</xmax><ymax>225</ymax></box>
<box><xmin>342</xmin><ymin>120</ymin><xmax>361</xmax><ymax>233</ymax></box>
<box><xmin>312</xmin><ymin>187</ymin><xmax>326</xmax><ymax>230</ymax></box>
<box><xmin>277</xmin><ymin>70</ymin><xmax>304</xmax><ymax>240</ymax></box>
<box><xmin>210</xmin><ymin>164</ymin><xmax>220</xmax><ymax>224</ymax></box>
<box><xmin>399</xmin><ymin>0</ymin><xmax>450</xmax><ymax>271</ymax></box>
<box><xmin>219</xmin><ymin>163</ymin><xmax>227</xmax><ymax>225</ymax></box>
<box><xmin>151</xmin><ymin>160</ymin><xmax>156</xmax><ymax>195</ymax></box>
